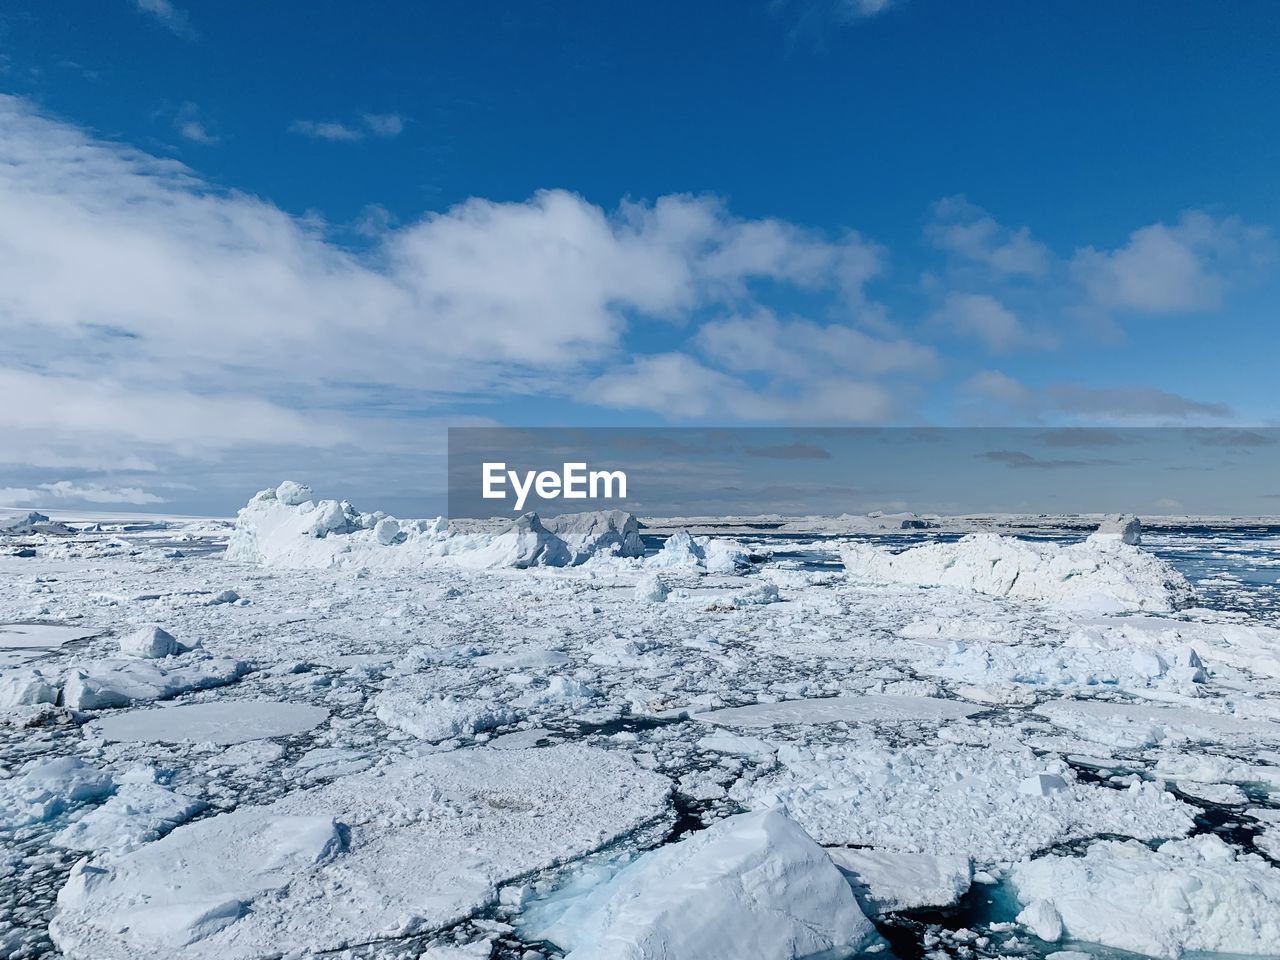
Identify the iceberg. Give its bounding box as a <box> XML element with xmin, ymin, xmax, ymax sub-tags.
<box><xmin>842</xmin><ymin>532</ymin><xmax>1194</xmax><ymax>612</ymax></box>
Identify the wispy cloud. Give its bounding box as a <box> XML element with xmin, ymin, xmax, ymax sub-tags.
<box><xmin>174</xmin><ymin>102</ymin><xmax>217</xmax><ymax>144</ymax></box>
<box><xmin>0</xmin><ymin>480</ymin><xmax>164</xmax><ymax>506</ymax></box>
<box><xmin>289</xmin><ymin>113</ymin><xmax>407</xmax><ymax>142</ymax></box>
<box><xmin>133</xmin><ymin>0</ymin><xmax>196</xmax><ymax>39</ymax></box>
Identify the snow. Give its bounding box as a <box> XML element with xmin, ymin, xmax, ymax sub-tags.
<box><xmin>50</xmin><ymin>744</ymin><xmax>672</xmax><ymax>960</ymax></box>
<box><xmin>842</xmin><ymin>532</ymin><xmax>1194</xmax><ymax>612</ymax></box>
<box><xmin>88</xmin><ymin>700</ymin><xmax>329</xmax><ymax>745</ymax></box>
<box><xmin>1010</xmin><ymin>833</ymin><xmax>1280</xmax><ymax>957</ymax></box>
<box><xmin>372</xmin><ymin>682</ymin><xmax>519</xmax><ymax>742</ymax></box>
<box><xmin>529</xmin><ymin>808</ymin><xmax>877</xmax><ymax>960</ymax></box>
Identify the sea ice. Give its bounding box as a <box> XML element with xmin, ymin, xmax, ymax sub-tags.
<box><xmin>826</xmin><ymin>848</ymin><xmax>972</xmax><ymax>913</ymax></box>
<box><xmin>633</xmin><ymin>574</ymin><xmax>669</xmax><ymax>603</ymax></box>
<box><xmin>530</xmin><ymin>808</ymin><xmax>877</xmax><ymax>960</ymax></box>
<box><xmin>50</xmin><ymin>744</ymin><xmax>672</xmax><ymax>960</ymax></box>
<box><xmin>372</xmin><ymin>681</ymin><xmax>519</xmax><ymax>742</ymax></box>
<box><xmin>0</xmin><ymin>757</ymin><xmax>114</xmax><ymax>828</ymax></box>
<box><xmin>694</xmin><ymin>694</ymin><xmax>980</xmax><ymax>728</ymax></box>
<box><xmin>736</xmin><ymin>740</ymin><xmax>1194</xmax><ymax>864</ymax></box>
<box><xmin>87</xmin><ymin>700</ymin><xmax>328</xmax><ymax>745</ymax></box>
<box><xmin>1010</xmin><ymin>833</ymin><xmax>1280</xmax><ymax>957</ymax></box>
<box><xmin>52</xmin><ymin>780</ymin><xmax>205</xmax><ymax>853</ymax></box>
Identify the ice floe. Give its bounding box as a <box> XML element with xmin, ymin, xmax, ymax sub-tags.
<box><xmin>50</xmin><ymin>744</ymin><xmax>671</xmax><ymax>959</ymax></box>
<box><xmin>529</xmin><ymin>808</ymin><xmax>877</xmax><ymax>960</ymax></box>
<box><xmin>87</xmin><ymin>700</ymin><xmax>328</xmax><ymax>745</ymax></box>
<box><xmin>1010</xmin><ymin>833</ymin><xmax>1280</xmax><ymax>957</ymax></box>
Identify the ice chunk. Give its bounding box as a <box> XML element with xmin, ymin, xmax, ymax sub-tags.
<box><xmin>826</xmin><ymin>848</ymin><xmax>972</xmax><ymax>913</ymax></box>
<box><xmin>1010</xmin><ymin>833</ymin><xmax>1280</xmax><ymax>958</ymax></box>
<box><xmin>372</xmin><ymin>682</ymin><xmax>518</xmax><ymax>742</ymax></box>
<box><xmin>1018</xmin><ymin>773</ymin><xmax>1068</xmax><ymax>796</ymax></box>
<box><xmin>61</xmin><ymin>656</ymin><xmax>248</xmax><ymax>710</ymax></box>
<box><xmin>842</xmin><ymin>533</ymin><xmax>1194</xmax><ymax>613</ymax></box>
<box><xmin>0</xmin><ymin>667</ymin><xmax>59</xmax><ymax>707</ymax></box>
<box><xmin>453</xmin><ymin>513</ymin><xmax>571</xmax><ymax>569</ymax></box>
<box><xmin>88</xmin><ymin>700</ymin><xmax>328</xmax><ymax>745</ymax></box>
<box><xmin>0</xmin><ymin>757</ymin><xmax>114</xmax><ymax>828</ymax></box>
<box><xmin>1017</xmin><ymin>899</ymin><xmax>1063</xmax><ymax>942</ymax></box>
<box><xmin>374</xmin><ymin>517</ymin><xmax>402</xmax><ymax>545</ymax></box>
<box><xmin>543</xmin><ymin>510</ymin><xmax>644</xmax><ymax>563</ymax></box>
<box><xmin>118</xmin><ymin>624</ymin><xmax>179</xmax><ymax>659</ymax></box>
<box><xmin>50</xmin><ymin>744</ymin><xmax>672</xmax><ymax>960</ymax></box>
<box><xmin>532</xmin><ymin>809</ymin><xmax>876</xmax><ymax>960</ymax></box>
<box><xmin>1089</xmin><ymin>513</ymin><xmax>1142</xmax><ymax>545</ymax></box>
<box><xmin>633</xmin><ymin>574</ymin><xmax>669</xmax><ymax>603</ymax></box>
<box><xmin>704</xmin><ymin>538</ymin><xmax>750</xmax><ymax>574</ymax></box>
<box><xmin>274</xmin><ymin>481</ymin><xmax>312</xmax><ymax>506</ymax></box>
<box><xmin>646</xmin><ymin>530</ymin><xmax>705</xmax><ymax>570</ymax></box>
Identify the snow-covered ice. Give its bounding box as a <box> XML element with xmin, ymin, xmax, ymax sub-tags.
<box><xmin>87</xmin><ymin>700</ymin><xmax>329</xmax><ymax>745</ymax></box>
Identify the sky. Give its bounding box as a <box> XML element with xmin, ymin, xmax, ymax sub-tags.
<box><xmin>1</xmin><ymin>1</ymin><xmax>1279</xmax><ymax>515</ymax></box>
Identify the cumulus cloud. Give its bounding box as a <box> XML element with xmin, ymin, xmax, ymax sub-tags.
<box><xmin>930</xmin><ymin>292</ymin><xmax>1053</xmax><ymax>353</ymax></box>
<box><xmin>1071</xmin><ymin>212</ymin><xmax>1273</xmax><ymax>313</ymax></box>
<box><xmin>584</xmin><ymin>353</ymin><xmax>897</xmax><ymax>423</ymax></box>
<box><xmin>926</xmin><ymin>196</ymin><xmax>1050</xmax><ymax>277</ymax></box>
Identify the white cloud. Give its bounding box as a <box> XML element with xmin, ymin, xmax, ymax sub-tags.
<box><xmin>696</xmin><ymin>309</ymin><xmax>936</xmax><ymax>378</ymax></box>
<box><xmin>931</xmin><ymin>292</ymin><xmax>1052</xmax><ymax>353</ymax></box>
<box><xmin>926</xmin><ymin>196</ymin><xmax>1050</xmax><ymax>277</ymax></box>
<box><xmin>362</xmin><ymin>113</ymin><xmax>405</xmax><ymax>137</ymax></box>
<box><xmin>584</xmin><ymin>353</ymin><xmax>897</xmax><ymax>423</ymax></box>
<box><xmin>0</xmin><ymin>95</ymin><xmax>902</xmax><ymax>498</ymax></box>
<box><xmin>1071</xmin><ymin>212</ymin><xmax>1272</xmax><ymax>313</ymax></box>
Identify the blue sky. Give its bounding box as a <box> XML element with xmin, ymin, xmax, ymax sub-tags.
<box><xmin>1</xmin><ymin>1</ymin><xmax>1278</xmax><ymax>514</ymax></box>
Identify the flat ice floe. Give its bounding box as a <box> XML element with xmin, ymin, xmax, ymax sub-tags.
<box><xmin>528</xmin><ymin>808</ymin><xmax>877</xmax><ymax>960</ymax></box>
<box><xmin>50</xmin><ymin>744</ymin><xmax>671</xmax><ymax>960</ymax></box>
<box><xmin>1011</xmin><ymin>834</ymin><xmax>1280</xmax><ymax>957</ymax></box>
<box><xmin>842</xmin><ymin>532</ymin><xmax>1194</xmax><ymax>612</ymax></box>
<box><xmin>0</xmin><ymin>622</ymin><xmax>97</xmax><ymax>668</ymax></box>
<box><xmin>693</xmin><ymin>693</ymin><xmax>981</xmax><ymax>727</ymax></box>
<box><xmin>826</xmin><ymin>848</ymin><xmax>973</xmax><ymax>913</ymax></box>
<box><xmin>86</xmin><ymin>700</ymin><xmax>330</xmax><ymax>745</ymax></box>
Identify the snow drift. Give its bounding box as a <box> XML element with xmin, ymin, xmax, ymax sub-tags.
<box><xmin>841</xmin><ymin>527</ymin><xmax>1193</xmax><ymax>613</ymax></box>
